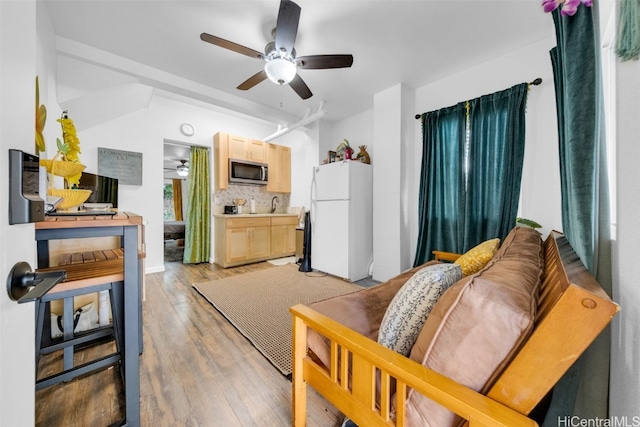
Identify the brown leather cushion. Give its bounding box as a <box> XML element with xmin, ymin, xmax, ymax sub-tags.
<box><xmin>404</xmin><ymin>227</ymin><xmax>544</xmax><ymax>427</ymax></box>
<box><xmin>306</xmin><ymin>261</ymin><xmax>441</xmax><ymax>369</ymax></box>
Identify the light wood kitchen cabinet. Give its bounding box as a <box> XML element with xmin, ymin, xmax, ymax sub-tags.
<box><xmin>228</xmin><ymin>134</ymin><xmax>267</xmax><ymax>162</ymax></box>
<box><xmin>214</xmin><ymin>214</ymin><xmax>298</xmax><ymax>267</ymax></box>
<box><xmin>266</xmin><ymin>143</ymin><xmax>291</xmax><ymax>193</ymax></box>
<box><xmin>215</xmin><ymin>216</ymin><xmax>271</xmax><ymax>267</ymax></box>
<box><xmin>214</xmin><ymin>132</ymin><xmax>268</xmax><ymax>190</ymax></box>
<box><xmin>225</xmin><ymin>226</ymin><xmax>270</xmax><ymax>264</ymax></box>
<box><xmin>270</xmin><ymin>215</ymin><xmax>297</xmax><ymax>257</ymax></box>
<box><xmin>214</xmin><ymin>132</ymin><xmax>230</xmax><ymax>190</ymax></box>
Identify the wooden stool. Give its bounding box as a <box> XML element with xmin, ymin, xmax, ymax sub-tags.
<box><xmin>34</xmin><ymin>258</ymin><xmax>125</xmax><ymax>390</ymax></box>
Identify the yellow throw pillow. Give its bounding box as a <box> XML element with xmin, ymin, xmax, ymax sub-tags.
<box><xmin>454</xmin><ymin>238</ymin><xmax>500</xmax><ymax>276</ymax></box>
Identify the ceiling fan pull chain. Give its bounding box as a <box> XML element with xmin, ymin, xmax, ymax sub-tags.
<box><xmin>280</xmin><ymin>86</ymin><xmax>284</xmax><ymax>108</ymax></box>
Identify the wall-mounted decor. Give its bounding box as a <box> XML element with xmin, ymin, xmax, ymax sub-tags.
<box><xmin>98</xmin><ymin>147</ymin><xmax>143</xmax><ymax>185</ymax></box>
<box><xmin>180</xmin><ymin>123</ymin><xmax>195</xmax><ymax>136</ymax></box>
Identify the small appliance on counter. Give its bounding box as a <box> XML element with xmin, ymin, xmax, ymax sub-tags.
<box><xmin>224</xmin><ymin>205</ymin><xmax>238</xmax><ymax>214</ymax></box>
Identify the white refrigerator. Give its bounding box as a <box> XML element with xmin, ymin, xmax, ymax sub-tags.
<box><xmin>310</xmin><ymin>161</ymin><xmax>373</xmax><ymax>282</ymax></box>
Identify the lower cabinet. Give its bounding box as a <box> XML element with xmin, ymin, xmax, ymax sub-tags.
<box><xmin>225</xmin><ymin>225</ymin><xmax>271</xmax><ymax>265</ymax></box>
<box><xmin>214</xmin><ymin>215</ymin><xmax>298</xmax><ymax>267</ymax></box>
<box><xmin>270</xmin><ymin>216</ymin><xmax>297</xmax><ymax>257</ymax></box>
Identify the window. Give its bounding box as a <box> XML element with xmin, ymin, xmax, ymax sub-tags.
<box><xmin>163</xmin><ymin>183</ymin><xmax>175</xmax><ymax>221</ymax></box>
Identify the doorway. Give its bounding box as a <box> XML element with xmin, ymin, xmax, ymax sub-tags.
<box><xmin>163</xmin><ymin>141</ymin><xmax>191</xmax><ymax>263</ymax></box>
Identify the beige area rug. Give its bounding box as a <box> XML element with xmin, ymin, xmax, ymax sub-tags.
<box><xmin>193</xmin><ymin>264</ymin><xmax>362</xmax><ymax>376</ymax></box>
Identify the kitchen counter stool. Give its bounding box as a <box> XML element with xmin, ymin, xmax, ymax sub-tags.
<box><xmin>34</xmin><ymin>269</ymin><xmax>124</xmax><ymax>390</ymax></box>
<box><xmin>35</xmin><ymin>212</ymin><xmax>143</xmax><ymax>426</ymax></box>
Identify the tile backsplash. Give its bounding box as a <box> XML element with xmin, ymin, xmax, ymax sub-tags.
<box><xmin>214</xmin><ymin>184</ymin><xmax>290</xmax><ymax>213</ymax></box>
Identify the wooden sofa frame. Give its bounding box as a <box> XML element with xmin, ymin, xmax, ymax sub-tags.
<box><xmin>290</xmin><ymin>231</ymin><xmax>620</xmax><ymax>426</ymax></box>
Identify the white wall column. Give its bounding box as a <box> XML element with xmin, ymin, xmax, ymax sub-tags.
<box><xmin>372</xmin><ymin>84</ymin><xmax>414</xmax><ymax>282</ymax></box>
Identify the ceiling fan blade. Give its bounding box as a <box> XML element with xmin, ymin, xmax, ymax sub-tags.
<box><xmin>296</xmin><ymin>54</ymin><xmax>354</xmax><ymax>70</ymax></box>
<box><xmin>200</xmin><ymin>33</ymin><xmax>264</xmax><ymax>60</ymax></box>
<box><xmin>237</xmin><ymin>70</ymin><xmax>268</xmax><ymax>90</ymax></box>
<box><xmin>289</xmin><ymin>74</ymin><xmax>312</xmax><ymax>100</ymax></box>
<box><xmin>274</xmin><ymin>0</ymin><xmax>301</xmax><ymax>56</ymax></box>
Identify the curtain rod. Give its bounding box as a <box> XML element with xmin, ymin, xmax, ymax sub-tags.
<box><xmin>414</xmin><ymin>77</ymin><xmax>543</xmax><ymax>120</ymax></box>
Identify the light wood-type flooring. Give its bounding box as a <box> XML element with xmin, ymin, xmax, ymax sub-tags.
<box><xmin>35</xmin><ymin>260</ymin><xmax>343</xmax><ymax>426</ymax></box>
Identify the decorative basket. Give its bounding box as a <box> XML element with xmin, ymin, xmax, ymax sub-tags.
<box><xmin>40</xmin><ymin>159</ymin><xmax>86</xmax><ymax>178</ymax></box>
<box><xmin>48</xmin><ymin>189</ymin><xmax>92</xmax><ymax>210</ymax></box>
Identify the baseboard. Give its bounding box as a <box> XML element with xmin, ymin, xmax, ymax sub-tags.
<box><xmin>145</xmin><ymin>265</ymin><xmax>165</xmax><ymax>274</ymax></box>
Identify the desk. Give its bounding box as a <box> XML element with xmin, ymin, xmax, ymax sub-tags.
<box><xmin>35</xmin><ymin>212</ymin><xmax>142</xmax><ymax>427</ymax></box>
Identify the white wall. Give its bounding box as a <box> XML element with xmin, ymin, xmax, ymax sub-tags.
<box><xmin>609</xmin><ymin>50</ymin><xmax>640</xmax><ymax>420</ymax></box>
<box><xmin>0</xmin><ymin>2</ymin><xmax>37</xmax><ymax>425</ymax></box>
<box><xmin>280</xmin><ymin>122</ymin><xmax>319</xmax><ymax>211</ymax></box>
<box><xmin>319</xmin><ymin>110</ymin><xmax>374</xmax><ymax>164</ymax></box>
<box><xmin>371</xmin><ymin>84</ymin><xmax>414</xmax><ymax>281</ymax></box>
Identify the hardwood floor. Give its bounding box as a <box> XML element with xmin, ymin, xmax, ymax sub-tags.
<box><xmin>35</xmin><ymin>260</ymin><xmax>343</xmax><ymax>426</ymax></box>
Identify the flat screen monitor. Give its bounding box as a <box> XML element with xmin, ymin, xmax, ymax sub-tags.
<box><xmin>77</xmin><ymin>172</ymin><xmax>119</xmax><ymax>208</ymax></box>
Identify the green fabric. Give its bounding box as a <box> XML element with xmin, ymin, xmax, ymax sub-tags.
<box><xmin>616</xmin><ymin>0</ymin><xmax>640</xmax><ymax>61</ymax></box>
<box><xmin>414</xmin><ymin>84</ymin><xmax>528</xmax><ymax>266</ymax></box>
<box><xmin>545</xmin><ymin>4</ymin><xmax>613</xmax><ymax>425</ymax></box>
<box><xmin>465</xmin><ymin>83</ymin><xmax>528</xmax><ymax>248</ymax></box>
<box><xmin>414</xmin><ymin>102</ymin><xmax>467</xmax><ymax>265</ymax></box>
<box><xmin>552</xmin><ymin>6</ymin><xmax>599</xmax><ymax>273</ymax></box>
<box><xmin>183</xmin><ymin>146</ymin><xmax>211</xmax><ymax>264</ymax></box>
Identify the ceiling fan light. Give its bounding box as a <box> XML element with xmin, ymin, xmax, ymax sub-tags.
<box><xmin>176</xmin><ymin>164</ymin><xmax>189</xmax><ymax>177</ymax></box>
<box><xmin>265</xmin><ymin>57</ymin><xmax>296</xmax><ymax>85</ymax></box>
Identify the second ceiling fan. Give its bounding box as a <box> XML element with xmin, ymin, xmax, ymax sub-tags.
<box><xmin>200</xmin><ymin>0</ymin><xmax>353</xmax><ymax>100</ymax></box>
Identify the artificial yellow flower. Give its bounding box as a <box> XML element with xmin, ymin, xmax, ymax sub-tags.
<box><xmin>35</xmin><ymin>76</ymin><xmax>47</xmax><ymax>153</ymax></box>
<box><xmin>56</xmin><ymin>111</ymin><xmax>82</xmax><ymax>186</ymax></box>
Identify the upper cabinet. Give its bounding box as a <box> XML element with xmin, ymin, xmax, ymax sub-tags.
<box><xmin>227</xmin><ymin>134</ymin><xmax>267</xmax><ymax>163</ymax></box>
<box><xmin>266</xmin><ymin>144</ymin><xmax>291</xmax><ymax>193</ymax></box>
<box><xmin>213</xmin><ymin>132</ymin><xmax>230</xmax><ymax>190</ymax></box>
<box><xmin>214</xmin><ymin>132</ymin><xmax>291</xmax><ymax>193</ymax></box>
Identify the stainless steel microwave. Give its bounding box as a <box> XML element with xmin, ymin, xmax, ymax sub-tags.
<box><xmin>229</xmin><ymin>158</ymin><xmax>268</xmax><ymax>185</ymax></box>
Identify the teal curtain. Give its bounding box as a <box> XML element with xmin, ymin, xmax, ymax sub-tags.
<box><xmin>544</xmin><ymin>4</ymin><xmax>612</xmax><ymax>425</ymax></box>
<box><xmin>183</xmin><ymin>146</ymin><xmax>211</xmax><ymax>264</ymax></box>
<box><xmin>616</xmin><ymin>0</ymin><xmax>640</xmax><ymax>61</ymax></box>
<box><xmin>413</xmin><ymin>102</ymin><xmax>467</xmax><ymax>265</ymax></box>
<box><xmin>414</xmin><ymin>84</ymin><xmax>528</xmax><ymax>266</ymax></box>
<box><xmin>465</xmin><ymin>83</ymin><xmax>528</xmax><ymax>248</ymax></box>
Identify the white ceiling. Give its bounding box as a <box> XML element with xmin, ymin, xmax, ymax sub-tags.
<box><xmin>44</xmin><ymin>1</ymin><xmax>554</xmax><ymax>177</ymax></box>
<box><xmin>44</xmin><ymin>0</ymin><xmax>555</xmax><ymax>127</ymax></box>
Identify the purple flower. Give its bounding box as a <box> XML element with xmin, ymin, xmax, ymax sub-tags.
<box><xmin>560</xmin><ymin>0</ymin><xmax>581</xmax><ymax>15</ymax></box>
<box><xmin>542</xmin><ymin>0</ymin><xmax>592</xmax><ymax>15</ymax></box>
<box><xmin>542</xmin><ymin>0</ymin><xmax>561</xmax><ymax>13</ymax></box>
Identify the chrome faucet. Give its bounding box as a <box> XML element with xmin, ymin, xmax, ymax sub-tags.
<box><xmin>271</xmin><ymin>196</ymin><xmax>279</xmax><ymax>213</ymax></box>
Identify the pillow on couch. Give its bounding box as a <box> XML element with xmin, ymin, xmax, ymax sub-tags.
<box><xmin>378</xmin><ymin>263</ymin><xmax>462</xmax><ymax>356</ymax></box>
<box><xmin>401</xmin><ymin>227</ymin><xmax>543</xmax><ymax>427</ymax></box>
<box><xmin>454</xmin><ymin>237</ymin><xmax>500</xmax><ymax>276</ymax></box>
<box><xmin>306</xmin><ymin>261</ymin><xmax>441</xmax><ymax>369</ymax></box>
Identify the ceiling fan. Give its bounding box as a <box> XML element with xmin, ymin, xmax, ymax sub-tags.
<box><xmin>165</xmin><ymin>159</ymin><xmax>189</xmax><ymax>177</ymax></box>
<box><xmin>200</xmin><ymin>0</ymin><xmax>353</xmax><ymax>100</ymax></box>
